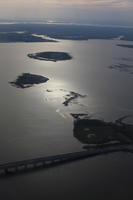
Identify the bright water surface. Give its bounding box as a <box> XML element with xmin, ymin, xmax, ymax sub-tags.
<box><xmin>0</xmin><ymin>39</ymin><xmax>133</xmax><ymax>199</ymax></box>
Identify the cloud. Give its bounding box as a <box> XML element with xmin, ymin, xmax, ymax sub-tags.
<box><xmin>0</xmin><ymin>0</ymin><xmax>133</xmax><ymax>26</ymax></box>
<box><xmin>33</xmin><ymin>0</ymin><xmax>133</xmax><ymax>8</ymax></box>
<box><xmin>0</xmin><ymin>0</ymin><xmax>133</xmax><ymax>9</ymax></box>
<box><xmin>0</xmin><ymin>0</ymin><xmax>133</xmax><ymax>7</ymax></box>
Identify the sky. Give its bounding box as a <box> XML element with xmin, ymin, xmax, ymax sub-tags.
<box><xmin>0</xmin><ymin>0</ymin><xmax>133</xmax><ymax>26</ymax></box>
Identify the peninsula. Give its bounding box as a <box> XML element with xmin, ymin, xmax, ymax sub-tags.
<box><xmin>72</xmin><ymin>115</ymin><xmax>133</xmax><ymax>149</ymax></box>
<box><xmin>0</xmin><ymin>32</ymin><xmax>56</xmax><ymax>43</ymax></box>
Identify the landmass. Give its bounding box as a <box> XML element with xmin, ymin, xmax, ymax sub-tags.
<box><xmin>117</xmin><ymin>44</ymin><xmax>133</xmax><ymax>48</ymax></box>
<box><xmin>1</xmin><ymin>23</ymin><xmax>133</xmax><ymax>41</ymax></box>
<box><xmin>10</xmin><ymin>73</ymin><xmax>49</xmax><ymax>88</ymax></box>
<box><xmin>72</xmin><ymin>114</ymin><xmax>133</xmax><ymax>149</ymax></box>
<box><xmin>28</xmin><ymin>52</ymin><xmax>72</xmax><ymax>62</ymax></box>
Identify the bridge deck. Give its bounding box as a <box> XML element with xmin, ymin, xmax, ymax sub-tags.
<box><xmin>0</xmin><ymin>145</ymin><xmax>132</xmax><ymax>176</ymax></box>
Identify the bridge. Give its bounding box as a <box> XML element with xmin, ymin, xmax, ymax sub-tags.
<box><xmin>0</xmin><ymin>145</ymin><xmax>132</xmax><ymax>177</ymax></box>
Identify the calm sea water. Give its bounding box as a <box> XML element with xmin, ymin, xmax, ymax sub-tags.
<box><xmin>0</xmin><ymin>39</ymin><xmax>133</xmax><ymax>199</ymax></box>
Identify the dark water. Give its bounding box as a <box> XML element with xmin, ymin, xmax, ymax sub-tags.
<box><xmin>0</xmin><ymin>39</ymin><xmax>133</xmax><ymax>199</ymax></box>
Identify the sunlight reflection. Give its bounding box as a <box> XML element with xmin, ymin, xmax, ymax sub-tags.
<box><xmin>41</xmin><ymin>79</ymin><xmax>90</xmax><ymax>119</ymax></box>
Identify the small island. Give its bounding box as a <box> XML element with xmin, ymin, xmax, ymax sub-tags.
<box><xmin>117</xmin><ymin>44</ymin><xmax>133</xmax><ymax>48</ymax></box>
<box><xmin>63</xmin><ymin>91</ymin><xmax>86</xmax><ymax>106</ymax></box>
<box><xmin>10</xmin><ymin>73</ymin><xmax>49</xmax><ymax>89</ymax></box>
<box><xmin>28</xmin><ymin>51</ymin><xmax>72</xmax><ymax>62</ymax></box>
<box><xmin>46</xmin><ymin>89</ymin><xmax>86</xmax><ymax>106</ymax></box>
<box><xmin>109</xmin><ymin>63</ymin><xmax>133</xmax><ymax>74</ymax></box>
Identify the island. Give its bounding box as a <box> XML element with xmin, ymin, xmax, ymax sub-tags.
<box><xmin>46</xmin><ymin>89</ymin><xmax>86</xmax><ymax>106</ymax></box>
<box><xmin>28</xmin><ymin>51</ymin><xmax>72</xmax><ymax>62</ymax></box>
<box><xmin>10</xmin><ymin>73</ymin><xmax>49</xmax><ymax>88</ymax></box>
<box><xmin>63</xmin><ymin>91</ymin><xmax>86</xmax><ymax>106</ymax></box>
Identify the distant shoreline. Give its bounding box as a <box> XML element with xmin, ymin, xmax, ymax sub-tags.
<box><xmin>0</xmin><ymin>23</ymin><xmax>133</xmax><ymax>42</ymax></box>
<box><xmin>1</xmin><ymin>21</ymin><xmax>133</xmax><ymax>29</ymax></box>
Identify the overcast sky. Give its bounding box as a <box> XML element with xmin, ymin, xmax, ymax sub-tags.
<box><xmin>0</xmin><ymin>0</ymin><xmax>133</xmax><ymax>26</ymax></box>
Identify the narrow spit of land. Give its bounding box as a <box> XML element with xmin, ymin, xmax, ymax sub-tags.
<box><xmin>0</xmin><ymin>32</ymin><xmax>57</xmax><ymax>43</ymax></box>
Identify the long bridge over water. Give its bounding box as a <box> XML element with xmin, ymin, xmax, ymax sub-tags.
<box><xmin>0</xmin><ymin>145</ymin><xmax>133</xmax><ymax>177</ymax></box>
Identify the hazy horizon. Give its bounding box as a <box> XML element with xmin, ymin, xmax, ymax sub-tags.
<box><xmin>1</xmin><ymin>1</ymin><xmax>133</xmax><ymax>200</ymax></box>
<box><xmin>0</xmin><ymin>0</ymin><xmax>133</xmax><ymax>26</ymax></box>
